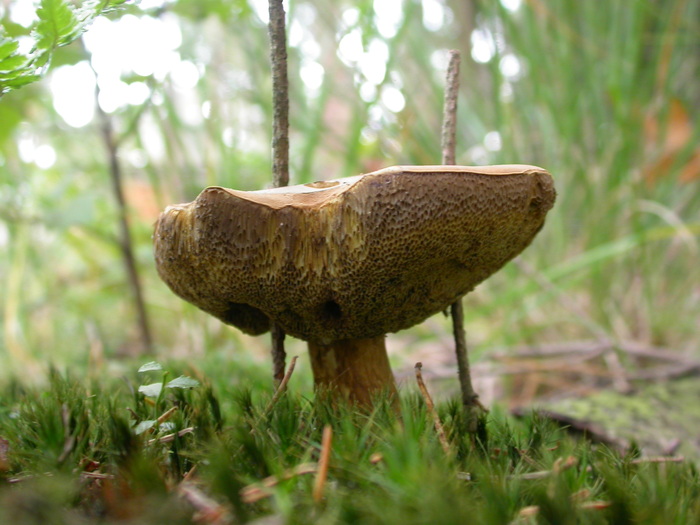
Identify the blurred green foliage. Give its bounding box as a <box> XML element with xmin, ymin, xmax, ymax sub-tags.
<box><xmin>0</xmin><ymin>0</ymin><xmax>698</xmax><ymax>400</ymax></box>
<box><xmin>0</xmin><ymin>0</ymin><xmax>128</xmax><ymax>95</ymax></box>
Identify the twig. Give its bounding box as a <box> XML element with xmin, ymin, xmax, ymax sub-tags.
<box><xmin>313</xmin><ymin>425</ymin><xmax>333</xmax><ymax>503</ymax></box>
<box><xmin>415</xmin><ymin>362</ymin><xmax>451</xmax><ymax>455</ymax></box>
<box><xmin>271</xmin><ymin>323</ymin><xmax>287</xmax><ymax>385</ymax></box>
<box><xmin>515</xmin><ymin>500</ymin><xmax>611</xmax><ymax>521</ymax></box>
<box><xmin>512</xmin><ymin>258</ymin><xmax>635</xmax><ymax>392</ymax></box>
<box><xmin>267</xmin><ymin>0</ymin><xmax>290</xmax><ymax>385</ymax></box>
<box><xmin>240</xmin><ymin>463</ymin><xmax>318</xmax><ymax>504</ymax></box>
<box><xmin>80</xmin><ymin>471</ymin><xmax>115</xmax><ymax>480</ymax></box>
<box><xmin>440</xmin><ymin>50</ymin><xmax>485</xmax><ymax>430</ymax></box>
<box><xmin>440</xmin><ymin>50</ymin><xmax>460</xmax><ymax>166</ymax></box>
<box><xmin>183</xmin><ymin>465</ymin><xmax>198</xmax><ymax>482</ymax></box>
<box><xmin>178</xmin><ymin>482</ymin><xmax>233</xmax><ymax>525</ymax></box>
<box><xmin>147</xmin><ymin>427</ymin><xmax>195</xmax><ymax>446</ymax></box>
<box><xmin>95</xmin><ymin>89</ymin><xmax>153</xmax><ymax>353</ymax></box>
<box><xmin>0</xmin><ymin>436</ymin><xmax>9</xmax><ymax>473</ymax></box>
<box><xmin>488</xmin><ymin>339</ymin><xmax>697</xmax><ymax>362</ymax></box>
<box><xmin>263</xmin><ymin>355</ymin><xmax>299</xmax><ymax>416</ymax></box>
<box><xmin>268</xmin><ymin>0</ymin><xmax>289</xmax><ymax>189</ymax></box>
<box><xmin>630</xmin><ymin>456</ymin><xmax>685</xmax><ymax>464</ymax></box>
<box><xmin>57</xmin><ymin>403</ymin><xmax>76</xmax><ymax>464</ymax></box>
<box><xmin>488</xmin><ymin>339</ymin><xmax>700</xmax><ymax>381</ymax></box>
<box><xmin>156</xmin><ymin>406</ymin><xmax>178</xmax><ymax>425</ymax></box>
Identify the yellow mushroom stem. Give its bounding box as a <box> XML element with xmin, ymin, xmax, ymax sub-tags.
<box><xmin>307</xmin><ymin>337</ymin><xmax>397</xmax><ymax>407</ymax></box>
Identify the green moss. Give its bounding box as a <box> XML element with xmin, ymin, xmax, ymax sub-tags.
<box><xmin>1</xmin><ymin>366</ymin><xmax>699</xmax><ymax>524</ymax></box>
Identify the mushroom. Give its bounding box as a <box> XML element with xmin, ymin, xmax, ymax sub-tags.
<box><xmin>154</xmin><ymin>165</ymin><xmax>556</xmax><ymax>406</ymax></box>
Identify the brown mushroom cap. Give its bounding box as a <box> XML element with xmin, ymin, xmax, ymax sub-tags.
<box><xmin>154</xmin><ymin>165</ymin><xmax>555</xmax><ymax>344</ymax></box>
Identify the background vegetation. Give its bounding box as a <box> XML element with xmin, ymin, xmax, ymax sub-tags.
<box><xmin>0</xmin><ymin>0</ymin><xmax>698</xmax><ymax>522</ymax></box>
<box><xmin>1</xmin><ymin>0</ymin><xmax>698</xmax><ymax>390</ymax></box>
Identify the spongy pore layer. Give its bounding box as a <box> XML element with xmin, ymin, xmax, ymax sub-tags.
<box><xmin>154</xmin><ymin>165</ymin><xmax>556</xmax><ymax>344</ymax></box>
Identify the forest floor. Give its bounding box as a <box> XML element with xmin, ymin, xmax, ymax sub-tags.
<box><xmin>1</xmin><ymin>357</ymin><xmax>698</xmax><ymax>525</ymax></box>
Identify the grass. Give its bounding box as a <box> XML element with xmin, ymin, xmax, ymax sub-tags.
<box><xmin>1</xmin><ymin>361</ymin><xmax>699</xmax><ymax>524</ymax></box>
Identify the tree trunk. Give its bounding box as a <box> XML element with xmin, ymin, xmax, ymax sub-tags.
<box><xmin>307</xmin><ymin>336</ymin><xmax>398</xmax><ymax>407</ymax></box>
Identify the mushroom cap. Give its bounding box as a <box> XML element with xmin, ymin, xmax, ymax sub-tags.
<box><xmin>154</xmin><ymin>165</ymin><xmax>555</xmax><ymax>344</ymax></box>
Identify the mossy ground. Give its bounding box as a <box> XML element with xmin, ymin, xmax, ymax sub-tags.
<box><xmin>1</xmin><ymin>362</ymin><xmax>698</xmax><ymax>524</ymax></box>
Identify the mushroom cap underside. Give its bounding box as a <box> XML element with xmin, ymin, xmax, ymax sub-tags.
<box><xmin>154</xmin><ymin>165</ymin><xmax>556</xmax><ymax>344</ymax></box>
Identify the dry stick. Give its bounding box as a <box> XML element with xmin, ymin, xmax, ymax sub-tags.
<box><xmin>312</xmin><ymin>425</ymin><xmax>333</xmax><ymax>503</ymax></box>
<box><xmin>247</xmin><ymin>356</ymin><xmax>298</xmax><ymax>437</ymax></box>
<box><xmin>178</xmin><ymin>483</ymin><xmax>233</xmax><ymax>525</ymax></box>
<box><xmin>513</xmin><ymin>258</ymin><xmax>632</xmax><ymax>393</ymax></box>
<box><xmin>415</xmin><ymin>362</ymin><xmax>451</xmax><ymax>455</ymax></box>
<box><xmin>97</xmin><ymin>101</ymin><xmax>153</xmax><ymax>353</ymax></box>
<box><xmin>241</xmin><ymin>463</ymin><xmax>318</xmax><ymax>504</ymax></box>
<box><xmin>263</xmin><ymin>355</ymin><xmax>299</xmax><ymax>416</ymax></box>
<box><xmin>147</xmin><ymin>427</ymin><xmax>195</xmax><ymax>446</ymax></box>
<box><xmin>440</xmin><ymin>50</ymin><xmax>460</xmax><ymax>166</ymax></box>
<box><xmin>630</xmin><ymin>456</ymin><xmax>685</xmax><ymax>464</ymax></box>
<box><xmin>440</xmin><ymin>50</ymin><xmax>485</xmax><ymax>429</ymax></box>
<box><xmin>268</xmin><ymin>0</ymin><xmax>290</xmax><ymax>385</ymax></box>
<box><xmin>156</xmin><ymin>406</ymin><xmax>178</xmax><ymax>426</ymax></box>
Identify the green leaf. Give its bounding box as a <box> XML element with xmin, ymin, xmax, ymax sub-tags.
<box><xmin>0</xmin><ymin>53</ymin><xmax>30</xmax><ymax>72</ymax></box>
<box><xmin>138</xmin><ymin>383</ymin><xmax>163</xmax><ymax>398</ymax></box>
<box><xmin>138</xmin><ymin>361</ymin><xmax>164</xmax><ymax>373</ymax></box>
<box><xmin>0</xmin><ymin>38</ymin><xmax>20</xmax><ymax>61</ymax></box>
<box><xmin>35</xmin><ymin>0</ymin><xmax>80</xmax><ymax>51</ymax></box>
<box><xmin>2</xmin><ymin>74</ymin><xmax>42</xmax><ymax>89</ymax></box>
<box><xmin>167</xmin><ymin>376</ymin><xmax>200</xmax><ymax>389</ymax></box>
<box><xmin>0</xmin><ymin>0</ymin><xmax>127</xmax><ymax>96</ymax></box>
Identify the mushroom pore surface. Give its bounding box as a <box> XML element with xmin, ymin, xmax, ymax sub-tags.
<box><xmin>154</xmin><ymin>165</ymin><xmax>555</xmax><ymax>344</ymax></box>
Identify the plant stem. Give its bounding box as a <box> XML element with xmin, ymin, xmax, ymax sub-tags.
<box><xmin>267</xmin><ymin>0</ymin><xmax>290</xmax><ymax>384</ymax></box>
<box><xmin>98</xmin><ymin>102</ymin><xmax>153</xmax><ymax>354</ymax></box>
<box><xmin>440</xmin><ymin>50</ymin><xmax>484</xmax><ymax>431</ymax></box>
<box><xmin>441</xmin><ymin>51</ymin><xmax>460</xmax><ymax>166</ymax></box>
<box><xmin>414</xmin><ymin>362</ymin><xmax>451</xmax><ymax>455</ymax></box>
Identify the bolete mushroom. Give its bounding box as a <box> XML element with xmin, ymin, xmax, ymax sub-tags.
<box><xmin>154</xmin><ymin>165</ymin><xmax>555</xmax><ymax>406</ymax></box>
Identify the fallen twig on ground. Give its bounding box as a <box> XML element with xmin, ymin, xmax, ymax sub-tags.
<box><xmin>415</xmin><ymin>362</ymin><xmax>451</xmax><ymax>455</ymax></box>
<box><xmin>240</xmin><ymin>463</ymin><xmax>318</xmax><ymax>504</ymax></box>
<box><xmin>313</xmin><ymin>425</ymin><xmax>333</xmax><ymax>504</ymax></box>
<box><xmin>178</xmin><ymin>482</ymin><xmax>233</xmax><ymax>525</ymax></box>
<box><xmin>147</xmin><ymin>427</ymin><xmax>195</xmax><ymax>446</ymax></box>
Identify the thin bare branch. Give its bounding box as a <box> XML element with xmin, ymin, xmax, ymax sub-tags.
<box><xmin>178</xmin><ymin>482</ymin><xmax>233</xmax><ymax>525</ymax></box>
<box><xmin>267</xmin><ymin>0</ymin><xmax>290</xmax><ymax>384</ymax></box>
<box><xmin>440</xmin><ymin>50</ymin><xmax>484</xmax><ymax>430</ymax></box>
<box><xmin>313</xmin><ymin>425</ymin><xmax>333</xmax><ymax>504</ymax></box>
<box><xmin>156</xmin><ymin>406</ymin><xmax>178</xmax><ymax>426</ymax></box>
<box><xmin>271</xmin><ymin>322</ymin><xmax>287</xmax><ymax>385</ymax></box>
<box><xmin>263</xmin><ymin>355</ymin><xmax>299</xmax><ymax>416</ymax></box>
<box><xmin>440</xmin><ymin>50</ymin><xmax>460</xmax><ymax>165</ymax></box>
<box><xmin>268</xmin><ymin>0</ymin><xmax>289</xmax><ymax>188</ymax></box>
<box><xmin>630</xmin><ymin>456</ymin><xmax>685</xmax><ymax>464</ymax></box>
<box><xmin>96</xmin><ymin>90</ymin><xmax>153</xmax><ymax>353</ymax></box>
<box><xmin>415</xmin><ymin>362</ymin><xmax>451</xmax><ymax>455</ymax></box>
<box><xmin>146</xmin><ymin>427</ymin><xmax>195</xmax><ymax>446</ymax></box>
<box><xmin>240</xmin><ymin>463</ymin><xmax>318</xmax><ymax>504</ymax></box>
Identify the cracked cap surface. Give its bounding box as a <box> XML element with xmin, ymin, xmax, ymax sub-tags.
<box><xmin>154</xmin><ymin>165</ymin><xmax>556</xmax><ymax>344</ymax></box>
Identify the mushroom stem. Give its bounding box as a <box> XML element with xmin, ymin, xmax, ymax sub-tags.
<box><xmin>307</xmin><ymin>337</ymin><xmax>398</xmax><ymax>407</ymax></box>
